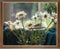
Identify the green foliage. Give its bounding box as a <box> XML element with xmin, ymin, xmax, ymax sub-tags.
<box><xmin>4</xmin><ymin>29</ymin><xmax>47</xmax><ymax>45</ymax></box>
<box><xmin>43</xmin><ymin>3</ymin><xmax>57</xmax><ymax>14</ymax></box>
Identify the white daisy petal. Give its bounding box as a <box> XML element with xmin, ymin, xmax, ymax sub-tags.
<box><xmin>41</xmin><ymin>21</ymin><xmax>47</xmax><ymax>28</ymax></box>
<box><xmin>14</xmin><ymin>20</ymin><xmax>21</xmax><ymax>24</ymax></box>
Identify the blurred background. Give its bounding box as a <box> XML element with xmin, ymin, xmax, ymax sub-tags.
<box><xmin>3</xmin><ymin>2</ymin><xmax>57</xmax><ymax>22</ymax></box>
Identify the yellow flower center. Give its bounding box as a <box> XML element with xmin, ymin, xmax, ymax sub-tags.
<box><xmin>19</xmin><ymin>14</ymin><xmax>24</xmax><ymax>16</ymax></box>
<box><xmin>44</xmin><ymin>14</ymin><xmax>47</xmax><ymax>18</ymax></box>
<box><xmin>34</xmin><ymin>17</ymin><xmax>36</xmax><ymax>19</ymax></box>
<box><xmin>28</xmin><ymin>24</ymin><xmax>32</xmax><ymax>27</ymax></box>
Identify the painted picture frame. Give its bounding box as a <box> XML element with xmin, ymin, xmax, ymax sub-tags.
<box><xmin>0</xmin><ymin>0</ymin><xmax>60</xmax><ymax>48</ymax></box>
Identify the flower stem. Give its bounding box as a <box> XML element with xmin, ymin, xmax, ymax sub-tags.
<box><xmin>21</xmin><ymin>18</ymin><xmax>24</xmax><ymax>30</ymax></box>
<box><xmin>41</xmin><ymin>19</ymin><xmax>42</xmax><ymax>24</ymax></box>
<box><xmin>47</xmin><ymin>20</ymin><xmax>53</xmax><ymax>29</ymax></box>
<box><xmin>35</xmin><ymin>19</ymin><xmax>36</xmax><ymax>24</ymax></box>
<box><xmin>12</xmin><ymin>31</ymin><xmax>20</xmax><ymax>42</ymax></box>
<box><xmin>40</xmin><ymin>19</ymin><xmax>42</xmax><ymax>28</ymax></box>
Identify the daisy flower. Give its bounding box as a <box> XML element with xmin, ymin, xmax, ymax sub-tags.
<box><xmin>42</xmin><ymin>11</ymin><xmax>50</xmax><ymax>20</ymax></box>
<box><xmin>52</xmin><ymin>12</ymin><xmax>57</xmax><ymax>17</ymax></box>
<box><xmin>34</xmin><ymin>11</ymin><xmax>42</xmax><ymax>20</ymax></box>
<box><xmin>16</xmin><ymin>11</ymin><xmax>27</xmax><ymax>19</ymax></box>
<box><xmin>4</xmin><ymin>21</ymin><xmax>13</xmax><ymax>26</ymax></box>
<box><xmin>31</xmin><ymin>15</ymin><xmax>38</xmax><ymax>20</ymax></box>
<box><xmin>24</xmin><ymin>20</ymin><xmax>33</xmax><ymax>29</ymax></box>
<box><xmin>50</xmin><ymin>12</ymin><xmax>57</xmax><ymax>23</ymax></box>
<box><xmin>31</xmin><ymin>15</ymin><xmax>38</xmax><ymax>24</ymax></box>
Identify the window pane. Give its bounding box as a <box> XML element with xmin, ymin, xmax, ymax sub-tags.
<box><xmin>11</xmin><ymin>3</ymin><xmax>38</xmax><ymax>21</ymax></box>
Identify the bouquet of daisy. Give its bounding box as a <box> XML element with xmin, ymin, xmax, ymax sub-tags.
<box><xmin>4</xmin><ymin>10</ymin><xmax>57</xmax><ymax>45</ymax></box>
